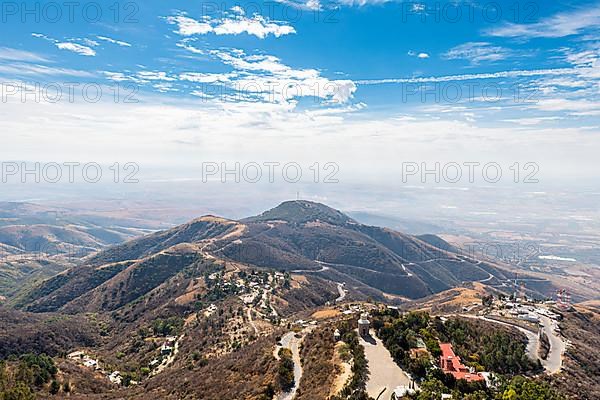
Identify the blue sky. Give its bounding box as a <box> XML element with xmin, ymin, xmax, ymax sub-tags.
<box><xmin>1</xmin><ymin>0</ymin><xmax>600</xmax><ymax>184</ymax></box>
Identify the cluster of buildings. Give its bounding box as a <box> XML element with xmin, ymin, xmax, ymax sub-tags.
<box><xmin>67</xmin><ymin>351</ymin><xmax>99</xmax><ymax>370</ymax></box>
<box><xmin>208</xmin><ymin>270</ymin><xmax>287</xmax><ymax>319</ymax></box>
<box><xmin>294</xmin><ymin>319</ymin><xmax>318</xmax><ymax>329</ymax></box>
<box><xmin>204</xmin><ymin>303</ymin><xmax>218</xmax><ymax>317</ymax></box>
<box><xmin>108</xmin><ymin>371</ymin><xmax>123</xmax><ymax>385</ymax></box>
<box><xmin>67</xmin><ymin>350</ymin><xmax>137</xmax><ymax>386</ymax></box>
<box><xmin>498</xmin><ymin>299</ymin><xmax>561</xmax><ymax>331</ymax></box>
<box><xmin>439</xmin><ymin>343</ymin><xmax>485</xmax><ymax>383</ymax></box>
<box><xmin>160</xmin><ymin>336</ymin><xmax>177</xmax><ymax>356</ymax></box>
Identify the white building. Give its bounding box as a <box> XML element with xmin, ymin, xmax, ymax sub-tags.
<box><xmin>109</xmin><ymin>371</ymin><xmax>122</xmax><ymax>385</ymax></box>
<box><xmin>358</xmin><ymin>313</ymin><xmax>370</xmax><ymax>337</ymax></box>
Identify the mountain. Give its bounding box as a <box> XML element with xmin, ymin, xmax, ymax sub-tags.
<box><xmin>15</xmin><ymin>200</ymin><xmax>538</xmax><ymax>314</ymax></box>
<box><xmin>0</xmin><ymin>201</ymin><xmax>578</xmax><ymax>400</ymax></box>
<box><xmin>0</xmin><ymin>202</ymin><xmax>157</xmax><ymax>298</ymax></box>
<box><xmin>243</xmin><ymin>200</ymin><xmax>356</xmax><ymax>225</ymax></box>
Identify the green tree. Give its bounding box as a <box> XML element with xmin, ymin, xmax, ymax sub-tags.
<box><xmin>49</xmin><ymin>380</ymin><xmax>60</xmax><ymax>395</ymax></box>
<box><xmin>277</xmin><ymin>348</ymin><xmax>295</xmax><ymax>391</ymax></box>
<box><xmin>0</xmin><ymin>382</ymin><xmax>35</xmax><ymax>400</ymax></box>
<box><xmin>502</xmin><ymin>388</ymin><xmax>518</xmax><ymax>400</ymax></box>
<box><xmin>417</xmin><ymin>378</ymin><xmax>447</xmax><ymax>400</ymax></box>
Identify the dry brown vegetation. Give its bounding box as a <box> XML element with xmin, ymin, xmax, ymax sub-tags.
<box><xmin>295</xmin><ymin>325</ymin><xmax>337</xmax><ymax>400</ymax></box>
<box><xmin>36</xmin><ymin>359</ymin><xmax>116</xmax><ymax>399</ymax></box>
<box><xmin>0</xmin><ymin>307</ymin><xmax>101</xmax><ymax>358</ymax></box>
<box><xmin>545</xmin><ymin>307</ymin><xmax>600</xmax><ymax>400</ymax></box>
<box><xmin>311</xmin><ymin>308</ymin><xmax>341</xmax><ymax>320</ymax></box>
<box><xmin>128</xmin><ymin>335</ymin><xmax>279</xmax><ymax>400</ymax></box>
<box><xmin>410</xmin><ymin>283</ymin><xmax>492</xmax><ymax>314</ymax></box>
<box><xmin>272</xmin><ymin>276</ymin><xmax>338</xmax><ymax>315</ymax></box>
<box><xmin>52</xmin><ymin>336</ymin><xmax>279</xmax><ymax>400</ymax></box>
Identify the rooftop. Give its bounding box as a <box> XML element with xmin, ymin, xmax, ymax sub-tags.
<box><xmin>439</xmin><ymin>343</ymin><xmax>485</xmax><ymax>383</ymax></box>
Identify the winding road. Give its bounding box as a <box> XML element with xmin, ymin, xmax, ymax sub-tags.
<box><xmin>275</xmin><ymin>332</ymin><xmax>304</xmax><ymax>400</ymax></box>
<box><xmin>458</xmin><ymin>315</ymin><xmax>540</xmax><ymax>361</ymax></box>
<box><xmin>538</xmin><ymin>315</ymin><xmax>566</xmax><ymax>374</ymax></box>
<box><xmin>458</xmin><ymin>314</ymin><xmax>565</xmax><ymax>374</ymax></box>
<box><xmin>335</xmin><ymin>282</ymin><xmax>347</xmax><ymax>302</ymax></box>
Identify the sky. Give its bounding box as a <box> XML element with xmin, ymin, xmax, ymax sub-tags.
<box><xmin>1</xmin><ymin>0</ymin><xmax>600</xmax><ymax>188</ymax></box>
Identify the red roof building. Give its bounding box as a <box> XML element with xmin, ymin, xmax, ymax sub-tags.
<box><xmin>439</xmin><ymin>343</ymin><xmax>485</xmax><ymax>383</ymax></box>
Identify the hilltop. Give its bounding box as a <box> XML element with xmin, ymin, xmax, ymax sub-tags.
<box><xmin>13</xmin><ymin>200</ymin><xmax>544</xmax><ymax>314</ymax></box>
<box><xmin>243</xmin><ymin>200</ymin><xmax>356</xmax><ymax>225</ymax></box>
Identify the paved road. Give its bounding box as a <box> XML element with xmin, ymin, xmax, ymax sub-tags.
<box><xmin>478</xmin><ymin>272</ymin><xmax>495</xmax><ymax>283</ymax></box>
<box><xmin>400</xmin><ymin>263</ymin><xmax>414</xmax><ymax>277</ymax></box>
<box><xmin>359</xmin><ymin>330</ymin><xmax>413</xmax><ymax>400</ymax></box>
<box><xmin>291</xmin><ymin>264</ymin><xmax>330</xmax><ymax>273</ymax></box>
<box><xmin>459</xmin><ymin>314</ymin><xmax>565</xmax><ymax>373</ymax></box>
<box><xmin>276</xmin><ymin>332</ymin><xmax>303</xmax><ymax>400</ymax></box>
<box><xmin>458</xmin><ymin>315</ymin><xmax>541</xmax><ymax>363</ymax></box>
<box><xmin>538</xmin><ymin>315</ymin><xmax>565</xmax><ymax>374</ymax></box>
<box><xmin>335</xmin><ymin>282</ymin><xmax>347</xmax><ymax>302</ymax></box>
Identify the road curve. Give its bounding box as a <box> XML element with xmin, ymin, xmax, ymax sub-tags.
<box><xmin>457</xmin><ymin>315</ymin><xmax>541</xmax><ymax>364</ymax></box>
<box><xmin>538</xmin><ymin>315</ymin><xmax>565</xmax><ymax>374</ymax></box>
<box><xmin>335</xmin><ymin>282</ymin><xmax>347</xmax><ymax>302</ymax></box>
<box><xmin>275</xmin><ymin>332</ymin><xmax>303</xmax><ymax>400</ymax></box>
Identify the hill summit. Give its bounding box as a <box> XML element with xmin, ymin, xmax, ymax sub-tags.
<box><xmin>243</xmin><ymin>200</ymin><xmax>355</xmax><ymax>225</ymax></box>
<box><xmin>17</xmin><ymin>199</ymin><xmax>542</xmax><ymax>313</ymax></box>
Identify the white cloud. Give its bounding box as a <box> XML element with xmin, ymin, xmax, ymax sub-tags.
<box><xmin>486</xmin><ymin>4</ymin><xmax>600</xmax><ymax>39</ymax></box>
<box><xmin>176</xmin><ymin>42</ymin><xmax>205</xmax><ymax>54</ymax></box>
<box><xmin>212</xmin><ymin>51</ymin><xmax>289</xmax><ymax>74</ymax></box>
<box><xmin>179</xmin><ymin>72</ymin><xmax>235</xmax><ymax>83</ymax></box>
<box><xmin>96</xmin><ymin>36</ymin><xmax>132</xmax><ymax>47</ymax></box>
<box><xmin>110</xmin><ymin>46</ymin><xmax>357</xmax><ymax>105</ymax></box>
<box><xmin>168</xmin><ymin>15</ymin><xmax>213</xmax><ymax>35</ymax></box>
<box><xmin>305</xmin><ymin>0</ymin><xmax>321</xmax><ymax>10</ymax></box>
<box><xmin>356</xmin><ymin>67</ymin><xmax>581</xmax><ymax>84</ymax></box>
<box><xmin>0</xmin><ymin>47</ymin><xmax>49</xmax><ymax>62</ymax></box>
<box><xmin>31</xmin><ymin>33</ymin><xmax>50</xmax><ymax>40</ymax></box>
<box><xmin>443</xmin><ymin>42</ymin><xmax>512</xmax><ymax>64</ymax></box>
<box><xmin>230</xmin><ymin>6</ymin><xmax>245</xmax><ymax>15</ymax></box>
<box><xmin>153</xmin><ymin>82</ymin><xmax>178</xmax><ymax>93</ymax></box>
<box><xmin>566</xmin><ymin>50</ymin><xmax>598</xmax><ymax>67</ymax></box>
<box><xmin>0</xmin><ymin>63</ymin><xmax>94</xmax><ymax>77</ymax></box>
<box><xmin>337</xmin><ymin>0</ymin><xmax>389</xmax><ymax>6</ymax></box>
<box><xmin>3</xmin><ymin>91</ymin><xmax>598</xmax><ymax>188</ymax></box>
<box><xmin>0</xmin><ymin>43</ymin><xmax>93</xmax><ymax>77</ymax></box>
<box><xmin>534</xmin><ymin>98</ymin><xmax>600</xmax><ymax>113</ymax></box>
<box><xmin>411</xmin><ymin>3</ymin><xmax>425</xmax><ymax>12</ymax></box>
<box><xmin>209</xmin><ymin>49</ymin><xmax>356</xmax><ymax>103</ymax></box>
<box><xmin>167</xmin><ymin>11</ymin><xmax>295</xmax><ymax>39</ymax></box>
<box><xmin>103</xmin><ymin>71</ymin><xmax>130</xmax><ymax>82</ymax></box>
<box><xmin>82</xmin><ymin>38</ymin><xmax>99</xmax><ymax>47</ymax></box>
<box><xmin>212</xmin><ymin>15</ymin><xmax>295</xmax><ymax>38</ymax></box>
<box><xmin>137</xmin><ymin>71</ymin><xmax>177</xmax><ymax>81</ymax></box>
<box><xmin>32</xmin><ymin>33</ymin><xmax>96</xmax><ymax>56</ymax></box>
<box><xmin>408</xmin><ymin>50</ymin><xmax>430</xmax><ymax>59</ymax></box>
<box><xmin>503</xmin><ymin>116</ymin><xmax>562</xmax><ymax>126</ymax></box>
<box><xmin>274</xmin><ymin>0</ymin><xmax>321</xmax><ymax>11</ymax></box>
<box><xmin>56</xmin><ymin>42</ymin><xmax>96</xmax><ymax>56</ymax></box>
